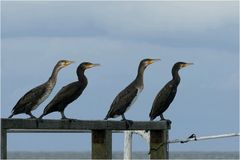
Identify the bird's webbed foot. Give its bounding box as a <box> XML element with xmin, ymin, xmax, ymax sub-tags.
<box><xmin>121</xmin><ymin>119</ymin><xmax>134</xmax><ymax>129</ymax></box>
<box><xmin>36</xmin><ymin>116</ymin><xmax>44</xmax><ymax>130</ymax></box>
<box><xmin>27</xmin><ymin>117</ymin><xmax>35</xmax><ymax>119</ymax></box>
<box><xmin>160</xmin><ymin>118</ymin><xmax>172</xmax><ymax>126</ymax></box>
<box><xmin>121</xmin><ymin>114</ymin><xmax>133</xmax><ymax>129</ymax></box>
<box><xmin>163</xmin><ymin>119</ymin><xmax>172</xmax><ymax>124</ymax></box>
<box><xmin>36</xmin><ymin>117</ymin><xmax>43</xmax><ymax>123</ymax></box>
<box><xmin>38</xmin><ymin>114</ymin><xmax>45</xmax><ymax>122</ymax></box>
<box><xmin>61</xmin><ymin>117</ymin><xmax>77</xmax><ymax>122</ymax></box>
<box><xmin>166</xmin><ymin>119</ymin><xmax>172</xmax><ymax>126</ymax></box>
<box><xmin>68</xmin><ymin>118</ymin><xmax>78</xmax><ymax>122</ymax></box>
<box><xmin>27</xmin><ymin>114</ymin><xmax>37</xmax><ymax>119</ymax></box>
<box><xmin>61</xmin><ymin>112</ymin><xmax>76</xmax><ymax>122</ymax></box>
<box><xmin>160</xmin><ymin>115</ymin><xmax>171</xmax><ymax>125</ymax></box>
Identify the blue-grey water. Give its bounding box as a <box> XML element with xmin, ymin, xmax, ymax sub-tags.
<box><xmin>8</xmin><ymin>151</ymin><xmax>239</xmax><ymax>159</ymax></box>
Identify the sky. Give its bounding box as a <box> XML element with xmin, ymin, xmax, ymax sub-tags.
<box><xmin>1</xmin><ymin>1</ymin><xmax>239</xmax><ymax>152</ymax></box>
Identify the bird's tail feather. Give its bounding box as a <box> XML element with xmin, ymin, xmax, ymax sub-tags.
<box><xmin>149</xmin><ymin>115</ymin><xmax>155</xmax><ymax>121</ymax></box>
<box><xmin>8</xmin><ymin>114</ymin><xmax>14</xmax><ymax>118</ymax></box>
<box><xmin>149</xmin><ymin>111</ymin><xmax>157</xmax><ymax>121</ymax></box>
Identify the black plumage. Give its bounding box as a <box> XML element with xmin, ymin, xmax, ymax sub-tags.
<box><xmin>149</xmin><ymin>62</ymin><xmax>193</xmax><ymax>121</ymax></box>
<box><xmin>8</xmin><ymin>60</ymin><xmax>74</xmax><ymax>118</ymax></box>
<box><xmin>104</xmin><ymin>58</ymin><xmax>160</xmax><ymax>124</ymax></box>
<box><xmin>39</xmin><ymin>62</ymin><xmax>100</xmax><ymax>120</ymax></box>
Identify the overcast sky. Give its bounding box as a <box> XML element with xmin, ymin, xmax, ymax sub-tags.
<box><xmin>1</xmin><ymin>1</ymin><xmax>239</xmax><ymax>152</ymax></box>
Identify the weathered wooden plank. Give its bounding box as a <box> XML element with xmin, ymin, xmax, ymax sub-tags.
<box><xmin>1</xmin><ymin>129</ymin><xmax>7</xmax><ymax>159</ymax></box>
<box><xmin>1</xmin><ymin>118</ymin><xmax>171</xmax><ymax>159</ymax></box>
<box><xmin>1</xmin><ymin>118</ymin><xmax>170</xmax><ymax>130</ymax></box>
<box><xmin>92</xmin><ymin>130</ymin><xmax>112</xmax><ymax>159</ymax></box>
<box><xmin>150</xmin><ymin>130</ymin><xmax>169</xmax><ymax>159</ymax></box>
<box><xmin>7</xmin><ymin>129</ymin><xmax>91</xmax><ymax>133</ymax></box>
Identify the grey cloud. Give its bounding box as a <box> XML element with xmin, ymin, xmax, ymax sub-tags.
<box><xmin>2</xmin><ymin>2</ymin><xmax>238</xmax><ymax>36</ymax></box>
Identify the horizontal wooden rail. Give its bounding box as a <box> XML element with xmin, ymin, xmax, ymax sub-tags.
<box><xmin>1</xmin><ymin>118</ymin><xmax>171</xmax><ymax>159</ymax></box>
<box><xmin>1</xmin><ymin>118</ymin><xmax>170</xmax><ymax>130</ymax></box>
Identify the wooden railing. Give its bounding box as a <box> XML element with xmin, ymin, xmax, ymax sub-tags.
<box><xmin>1</xmin><ymin>118</ymin><xmax>171</xmax><ymax>159</ymax></box>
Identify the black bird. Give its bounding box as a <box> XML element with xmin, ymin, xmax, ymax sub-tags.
<box><xmin>104</xmin><ymin>58</ymin><xmax>160</xmax><ymax>126</ymax></box>
<box><xmin>8</xmin><ymin>60</ymin><xmax>74</xmax><ymax>119</ymax></box>
<box><xmin>149</xmin><ymin>62</ymin><xmax>193</xmax><ymax>122</ymax></box>
<box><xmin>39</xmin><ymin>62</ymin><xmax>100</xmax><ymax>120</ymax></box>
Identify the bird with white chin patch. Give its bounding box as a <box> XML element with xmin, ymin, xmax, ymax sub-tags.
<box><xmin>104</xmin><ymin>58</ymin><xmax>160</xmax><ymax>128</ymax></box>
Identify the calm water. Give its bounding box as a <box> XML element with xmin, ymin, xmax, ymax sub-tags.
<box><xmin>8</xmin><ymin>151</ymin><xmax>239</xmax><ymax>159</ymax></box>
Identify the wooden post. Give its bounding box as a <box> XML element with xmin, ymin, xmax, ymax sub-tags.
<box><xmin>92</xmin><ymin>130</ymin><xmax>112</xmax><ymax>159</ymax></box>
<box><xmin>1</xmin><ymin>129</ymin><xmax>7</xmax><ymax>159</ymax></box>
<box><xmin>150</xmin><ymin>130</ymin><xmax>169</xmax><ymax>159</ymax></box>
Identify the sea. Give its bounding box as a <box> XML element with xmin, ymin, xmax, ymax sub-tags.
<box><xmin>8</xmin><ymin>151</ymin><xmax>239</xmax><ymax>159</ymax></box>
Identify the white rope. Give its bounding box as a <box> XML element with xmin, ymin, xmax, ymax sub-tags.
<box><xmin>149</xmin><ymin>132</ymin><xmax>240</xmax><ymax>154</ymax></box>
<box><xmin>124</xmin><ymin>131</ymin><xmax>240</xmax><ymax>157</ymax></box>
<box><xmin>132</xmin><ymin>130</ymin><xmax>150</xmax><ymax>143</ymax></box>
<box><xmin>168</xmin><ymin>133</ymin><xmax>240</xmax><ymax>144</ymax></box>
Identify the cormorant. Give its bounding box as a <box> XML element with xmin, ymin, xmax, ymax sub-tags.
<box><xmin>39</xmin><ymin>62</ymin><xmax>100</xmax><ymax>120</ymax></box>
<box><xmin>104</xmin><ymin>58</ymin><xmax>160</xmax><ymax>126</ymax></box>
<box><xmin>149</xmin><ymin>62</ymin><xmax>193</xmax><ymax>122</ymax></box>
<box><xmin>8</xmin><ymin>60</ymin><xmax>74</xmax><ymax>118</ymax></box>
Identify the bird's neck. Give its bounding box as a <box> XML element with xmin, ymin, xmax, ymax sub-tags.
<box><xmin>77</xmin><ymin>70</ymin><xmax>88</xmax><ymax>84</ymax></box>
<box><xmin>48</xmin><ymin>65</ymin><xmax>61</xmax><ymax>84</ymax></box>
<box><xmin>171</xmin><ymin>68</ymin><xmax>180</xmax><ymax>84</ymax></box>
<box><xmin>135</xmin><ymin>65</ymin><xmax>145</xmax><ymax>86</ymax></box>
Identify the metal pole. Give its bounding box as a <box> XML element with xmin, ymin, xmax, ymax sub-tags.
<box><xmin>124</xmin><ymin>131</ymin><xmax>132</xmax><ymax>160</ymax></box>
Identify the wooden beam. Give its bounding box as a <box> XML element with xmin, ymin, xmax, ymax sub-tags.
<box><xmin>1</xmin><ymin>118</ymin><xmax>171</xmax><ymax>159</ymax></box>
<box><xmin>150</xmin><ymin>130</ymin><xmax>169</xmax><ymax>159</ymax></box>
<box><xmin>1</xmin><ymin>118</ymin><xmax>170</xmax><ymax>130</ymax></box>
<box><xmin>92</xmin><ymin>130</ymin><xmax>112</xmax><ymax>159</ymax></box>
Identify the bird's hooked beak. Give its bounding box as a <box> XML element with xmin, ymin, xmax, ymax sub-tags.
<box><xmin>64</xmin><ymin>61</ymin><xmax>75</xmax><ymax>66</ymax></box>
<box><xmin>182</xmin><ymin>63</ymin><xmax>194</xmax><ymax>68</ymax></box>
<box><xmin>87</xmin><ymin>63</ymin><xmax>101</xmax><ymax>69</ymax></box>
<box><xmin>148</xmin><ymin>58</ymin><xmax>161</xmax><ymax>65</ymax></box>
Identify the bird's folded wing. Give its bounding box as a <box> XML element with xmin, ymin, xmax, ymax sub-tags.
<box><xmin>46</xmin><ymin>82</ymin><xmax>80</xmax><ymax>106</ymax></box>
<box><xmin>107</xmin><ymin>86</ymin><xmax>138</xmax><ymax>116</ymax></box>
<box><xmin>12</xmin><ymin>83</ymin><xmax>47</xmax><ymax>111</ymax></box>
<box><xmin>150</xmin><ymin>82</ymin><xmax>176</xmax><ymax>116</ymax></box>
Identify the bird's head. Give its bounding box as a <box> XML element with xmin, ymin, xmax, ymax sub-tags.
<box><xmin>174</xmin><ymin>62</ymin><xmax>194</xmax><ymax>70</ymax></box>
<box><xmin>78</xmin><ymin>62</ymin><xmax>100</xmax><ymax>71</ymax></box>
<box><xmin>57</xmin><ymin>60</ymin><xmax>74</xmax><ymax>69</ymax></box>
<box><xmin>140</xmin><ymin>58</ymin><xmax>161</xmax><ymax>69</ymax></box>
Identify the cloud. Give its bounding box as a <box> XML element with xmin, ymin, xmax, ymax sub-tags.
<box><xmin>2</xmin><ymin>1</ymin><xmax>238</xmax><ymax>35</ymax></box>
<box><xmin>2</xmin><ymin>1</ymin><xmax>238</xmax><ymax>52</ymax></box>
